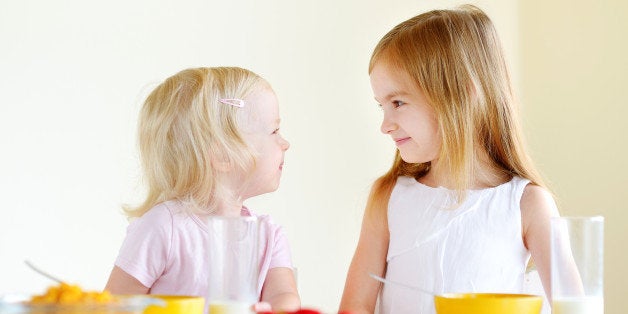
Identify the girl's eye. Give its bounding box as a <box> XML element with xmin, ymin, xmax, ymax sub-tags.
<box><xmin>272</xmin><ymin>128</ymin><xmax>280</xmax><ymax>135</ymax></box>
<box><xmin>392</xmin><ymin>100</ymin><xmax>405</xmax><ymax>108</ymax></box>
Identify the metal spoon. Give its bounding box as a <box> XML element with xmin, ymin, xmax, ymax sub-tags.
<box><xmin>369</xmin><ymin>273</ymin><xmax>435</xmax><ymax>296</ymax></box>
<box><xmin>24</xmin><ymin>260</ymin><xmax>64</xmax><ymax>284</ymax></box>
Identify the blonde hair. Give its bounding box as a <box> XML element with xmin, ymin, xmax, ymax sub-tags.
<box><xmin>366</xmin><ymin>5</ymin><xmax>547</xmax><ymax>219</ymax></box>
<box><xmin>125</xmin><ymin>67</ymin><xmax>267</xmax><ymax>218</ymax></box>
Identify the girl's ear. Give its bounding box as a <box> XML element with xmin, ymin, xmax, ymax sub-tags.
<box><xmin>211</xmin><ymin>158</ymin><xmax>232</xmax><ymax>172</ymax></box>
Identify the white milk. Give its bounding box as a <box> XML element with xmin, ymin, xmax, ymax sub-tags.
<box><xmin>552</xmin><ymin>297</ymin><xmax>604</xmax><ymax>314</ymax></box>
<box><xmin>208</xmin><ymin>301</ymin><xmax>253</xmax><ymax>314</ymax></box>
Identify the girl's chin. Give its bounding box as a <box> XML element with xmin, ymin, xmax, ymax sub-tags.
<box><xmin>398</xmin><ymin>150</ymin><xmax>433</xmax><ymax>165</ymax></box>
<box><xmin>254</xmin><ymin>184</ymin><xmax>281</xmax><ymax>196</ymax></box>
<box><xmin>399</xmin><ymin>154</ymin><xmax>421</xmax><ymax>164</ymax></box>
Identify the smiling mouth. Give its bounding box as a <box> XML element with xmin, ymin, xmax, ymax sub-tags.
<box><xmin>394</xmin><ymin>137</ymin><xmax>411</xmax><ymax>145</ymax></box>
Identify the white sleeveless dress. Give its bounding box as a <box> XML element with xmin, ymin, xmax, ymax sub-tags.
<box><xmin>379</xmin><ymin>175</ymin><xmax>534</xmax><ymax>314</ymax></box>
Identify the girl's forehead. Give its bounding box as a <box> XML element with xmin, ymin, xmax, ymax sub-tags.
<box><xmin>371</xmin><ymin>62</ymin><xmax>416</xmax><ymax>98</ymax></box>
<box><xmin>372</xmin><ymin>61</ymin><xmax>412</xmax><ymax>83</ymax></box>
<box><xmin>239</xmin><ymin>87</ymin><xmax>280</xmax><ymax>131</ymax></box>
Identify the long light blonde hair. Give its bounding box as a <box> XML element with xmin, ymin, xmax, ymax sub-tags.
<box><xmin>366</xmin><ymin>5</ymin><xmax>547</xmax><ymax>220</ymax></box>
<box><xmin>125</xmin><ymin>67</ymin><xmax>267</xmax><ymax>217</ymax></box>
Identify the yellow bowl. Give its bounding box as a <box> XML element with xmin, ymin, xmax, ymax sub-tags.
<box><xmin>143</xmin><ymin>295</ymin><xmax>205</xmax><ymax>314</ymax></box>
<box><xmin>434</xmin><ymin>293</ymin><xmax>542</xmax><ymax>314</ymax></box>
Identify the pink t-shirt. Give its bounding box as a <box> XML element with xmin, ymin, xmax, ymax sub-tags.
<box><xmin>114</xmin><ymin>200</ymin><xmax>293</xmax><ymax>298</ymax></box>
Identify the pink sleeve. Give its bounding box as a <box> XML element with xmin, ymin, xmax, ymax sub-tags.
<box><xmin>268</xmin><ymin>223</ymin><xmax>293</xmax><ymax>269</ymax></box>
<box><xmin>114</xmin><ymin>206</ymin><xmax>173</xmax><ymax>288</ymax></box>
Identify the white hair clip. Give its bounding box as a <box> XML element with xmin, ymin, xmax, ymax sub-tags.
<box><xmin>218</xmin><ymin>98</ymin><xmax>245</xmax><ymax>108</ymax></box>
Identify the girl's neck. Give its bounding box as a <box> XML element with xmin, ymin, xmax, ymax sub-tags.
<box><xmin>213</xmin><ymin>199</ymin><xmax>245</xmax><ymax>217</ymax></box>
<box><xmin>215</xmin><ymin>174</ymin><xmax>248</xmax><ymax>216</ymax></box>
<box><xmin>420</xmin><ymin>155</ymin><xmax>510</xmax><ymax>190</ymax></box>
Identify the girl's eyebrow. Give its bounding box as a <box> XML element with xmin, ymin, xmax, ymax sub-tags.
<box><xmin>375</xmin><ymin>90</ymin><xmax>409</xmax><ymax>103</ymax></box>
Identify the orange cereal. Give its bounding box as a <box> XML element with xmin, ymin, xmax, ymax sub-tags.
<box><xmin>30</xmin><ymin>282</ymin><xmax>114</xmax><ymax>305</ymax></box>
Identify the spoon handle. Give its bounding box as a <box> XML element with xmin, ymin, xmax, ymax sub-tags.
<box><xmin>24</xmin><ymin>260</ymin><xmax>64</xmax><ymax>284</ymax></box>
<box><xmin>369</xmin><ymin>273</ymin><xmax>434</xmax><ymax>296</ymax></box>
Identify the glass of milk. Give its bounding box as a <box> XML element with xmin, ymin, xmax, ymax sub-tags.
<box><xmin>206</xmin><ymin>216</ymin><xmax>260</xmax><ymax>314</ymax></box>
<box><xmin>551</xmin><ymin>216</ymin><xmax>604</xmax><ymax>314</ymax></box>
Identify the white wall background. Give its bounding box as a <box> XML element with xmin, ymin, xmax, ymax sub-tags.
<box><xmin>0</xmin><ymin>0</ymin><xmax>517</xmax><ymax>312</ymax></box>
<box><xmin>519</xmin><ymin>1</ymin><xmax>628</xmax><ymax>313</ymax></box>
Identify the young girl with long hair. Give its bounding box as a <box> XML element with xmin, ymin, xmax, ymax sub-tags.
<box><xmin>340</xmin><ymin>5</ymin><xmax>557</xmax><ymax>314</ymax></box>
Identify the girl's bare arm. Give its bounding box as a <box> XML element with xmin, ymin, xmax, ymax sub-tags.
<box><xmin>521</xmin><ymin>184</ymin><xmax>560</xmax><ymax>299</ymax></box>
<box><xmin>339</xmin><ymin>209</ymin><xmax>389</xmax><ymax>314</ymax></box>
<box><xmin>104</xmin><ymin>266</ymin><xmax>149</xmax><ymax>294</ymax></box>
<box><xmin>260</xmin><ymin>267</ymin><xmax>300</xmax><ymax>312</ymax></box>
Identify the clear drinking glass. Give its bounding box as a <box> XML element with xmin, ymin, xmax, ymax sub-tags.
<box><xmin>206</xmin><ymin>216</ymin><xmax>260</xmax><ymax>314</ymax></box>
<box><xmin>550</xmin><ymin>216</ymin><xmax>604</xmax><ymax>314</ymax></box>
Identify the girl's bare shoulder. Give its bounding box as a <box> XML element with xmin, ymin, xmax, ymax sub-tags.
<box><xmin>520</xmin><ymin>184</ymin><xmax>559</xmax><ymax>233</ymax></box>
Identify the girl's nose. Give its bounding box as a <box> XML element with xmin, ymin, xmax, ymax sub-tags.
<box><xmin>380</xmin><ymin>113</ymin><xmax>397</xmax><ymax>134</ymax></box>
<box><xmin>281</xmin><ymin>137</ymin><xmax>290</xmax><ymax>151</ymax></box>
